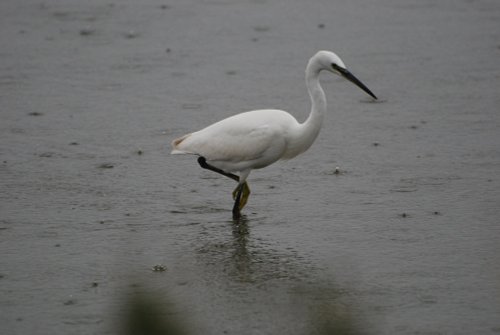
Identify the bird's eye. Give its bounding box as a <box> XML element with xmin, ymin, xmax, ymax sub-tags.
<box><xmin>331</xmin><ymin>63</ymin><xmax>339</xmax><ymax>70</ymax></box>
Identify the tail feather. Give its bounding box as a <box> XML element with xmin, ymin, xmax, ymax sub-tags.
<box><xmin>170</xmin><ymin>133</ymin><xmax>192</xmax><ymax>155</ymax></box>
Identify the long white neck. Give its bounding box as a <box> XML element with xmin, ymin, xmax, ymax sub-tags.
<box><xmin>289</xmin><ymin>58</ymin><xmax>326</xmax><ymax>157</ymax></box>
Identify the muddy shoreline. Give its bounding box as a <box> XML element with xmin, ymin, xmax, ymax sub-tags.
<box><xmin>1</xmin><ymin>0</ymin><xmax>499</xmax><ymax>334</ymax></box>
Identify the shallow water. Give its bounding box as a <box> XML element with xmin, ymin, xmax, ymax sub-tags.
<box><xmin>1</xmin><ymin>0</ymin><xmax>500</xmax><ymax>334</ymax></box>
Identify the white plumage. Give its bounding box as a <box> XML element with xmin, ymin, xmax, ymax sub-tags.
<box><xmin>172</xmin><ymin>109</ymin><xmax>302</xmax><ymax>171</ymax></box>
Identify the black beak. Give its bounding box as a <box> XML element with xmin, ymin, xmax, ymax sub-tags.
<box><xmin>334</xmin><ymin>65</ymin><xmax>377</xmax><ymax>100</ymax></box>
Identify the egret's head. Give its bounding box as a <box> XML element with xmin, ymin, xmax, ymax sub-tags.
<box><xmin>312</xmin><ymin>50</ymin><xmax>377</xmax><ymax>100</ymax></box>
<box><xmin>315</xmin><ymin>50</ymin><xmax>347</xmax><ymax>73</ymax></box>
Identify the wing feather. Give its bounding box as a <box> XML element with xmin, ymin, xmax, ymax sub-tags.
<box><xmin>171</xmin><ymin>109</ymin><xmax>298</xmax><ymax>170</ymax></box>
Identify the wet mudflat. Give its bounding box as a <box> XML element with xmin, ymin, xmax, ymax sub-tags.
<box><xmin>1</xmin><ymin>0</ymin><xmax>500</xmax><ymax>334</ymax></box>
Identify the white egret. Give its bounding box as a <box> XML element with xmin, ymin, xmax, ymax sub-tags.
<box><xmin>171</xmin><ymin>50</ymin><xmax>377</xmax><ymax>219</ymax></box>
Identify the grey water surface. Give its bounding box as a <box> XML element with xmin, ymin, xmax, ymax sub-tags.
<box><xmin>1</xmin><ymin>0</ymin><xmax>499</xmax><ymax>334</ymax></box>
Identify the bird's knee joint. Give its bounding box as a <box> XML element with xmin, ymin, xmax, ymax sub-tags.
<box><xmin>197</xmin><ymin>156</ymin><xmax>208</xmax><ymax>168</ymax></box>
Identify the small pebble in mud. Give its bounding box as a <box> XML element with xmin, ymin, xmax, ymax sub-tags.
<box><xmin>79</xmin><ymin>27</ymin><xmax>95</xmax><ymax>36</ymax></box>
<box><xmin>152</xmin><ymin>264</ymin><xmax>167</xmax><ymax>272</ymax></box>
<box><xmin>54</xmin><ymin>244</ymin><xmax>61</xmax><ymax>247</ymax></box>
<box><xmin>165</xmin><ymin>48</ymin><xmax>171</xmax><ymax>53</ymax></box>
<box><xmin>400</xmin><ymin>212</ymin><xmax>408</xmax><ymax>218</ymax></box>
<box><xmin>160</xmin><ymin>4</ymin><xmax>170</xmax><ymax>9</ymax></box>
<box><xmin>433</xmin><ymin>211</ymin><xmax>441</xmax><ymax>215</ymax></box>
<box><xmin>136</xmin><ymin>149</ymin><xmax>143</xmax><ymax>155</ymax></box>
<box><xmin>28</xmin><ymin>112</ymin><xmax>43</xmax><ymax>116</ymax></box>
<box><xmin>69</xmin><ymin>142</ymin><xmax>79</xmax><ymax>145</ymax></box>
<box><xmin>91</xmin><ymin>282</ymin><xmax>99</xmax><ymax>287</ymax></box>
<box><xmin>318</xmin><ymin>23</ymin><xmax>325</xmax><ymax>29</ymax></box>
<box><xmin>372</xmin><ymin>142</ymin><xmax>380</xmax><ymax>147</ymax></box>
<box><xmin>409</xmin><ymin>125</ymin><xmax>418</xmax><ymax>129</ymax></box>
<box><xmin>98</xmin><ymin>163</ymin><xmax>114</xmax><ymax>169</ymax></box>
<box><xmin>63</xmin><ymin>298</ymin><xmax>76</xmax><ymax>306</ymax></box>
<box><xmin>125</xmin><ymin>30</ymin><xmax>138</xmax><ymax>39</ymax></box>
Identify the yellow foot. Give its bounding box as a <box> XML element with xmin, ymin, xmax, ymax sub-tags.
<box><xmin>232</xmin><ymin>182</ymin><xmax>251</xmax><ymax>210</ymax></box>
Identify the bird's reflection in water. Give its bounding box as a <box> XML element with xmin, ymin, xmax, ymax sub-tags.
<box><xmin>230</xmin><ymin>216</ymin><xmax>252</xmax><ymax>282</ymax></box>
<box><xmin>195</xmin><ymin>214</ymin><xmax>311</xmax><ymax>285</ymax></box>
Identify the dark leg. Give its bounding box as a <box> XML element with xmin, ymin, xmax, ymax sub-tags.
<box><xmin>197</xmin><ymin>157</ymin><xmax>250</xmax><ymax>218</ymax></box>
<box><xmin>198</xmin><ymin>157</ymin><xmax>239</xmax><ymax>182</ymax></box>
<box><xmin>232</xmin><ymin>183</ymin><xmax>244</xmax><ymax>219</ymax></box>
